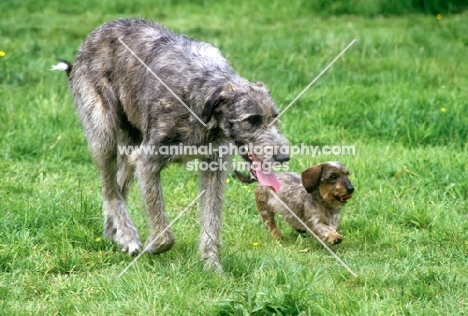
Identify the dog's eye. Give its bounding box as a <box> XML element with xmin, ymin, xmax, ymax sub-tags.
<box><xmin>271</xmin><ymin>114</ymin><xmax>280</xmax><ymax>124</ymax></box>
<box><xmin>330</xmin><ymin>174</ymin><xmax>337</xmax><ymax>180</ymax></box>
<box><xmin>246</xmin><ymin>115</ymin><xmax>262</xmax><ymax>126</ymax></box>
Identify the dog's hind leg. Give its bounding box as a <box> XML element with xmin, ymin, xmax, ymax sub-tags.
<box><xmin>72</xmin><ymin>81</ymin><xmax>141</xmax><ymax>255</ymax></box>
<box><xmin>255</xmin><ymin>188</ymin><xmax>283</xmax><ymax>239</ymax></box>
<box><xmin>117</xmin><ymin>127</ymin><xmax>141</xmax><ymax>201</ymax></box>
<box><xmin>117</xmin><ymin>151</ymin><xmax>135</xmax><ymax>202</ymax></box>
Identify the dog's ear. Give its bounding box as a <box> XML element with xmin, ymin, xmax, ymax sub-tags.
<box><xmin>201</xmin><ymin>85</ymin><xmax>233</xmax><ymax>124</ymax></box>
<box><xmin>301</xmin><ymin>164</ymin><xmax>322</xmax><ymax>193</ymax></box>
<box><xmin>252</xmin><ymin>81</ymin><xmax>267</xmax><ymax>89</ymax></box>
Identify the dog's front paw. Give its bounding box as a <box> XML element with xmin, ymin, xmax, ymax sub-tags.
<box><xmin>122</xmin><ymin>239</ymin><xmax>141</xmax><ymax>255</ymax></box>
<box><xmin>112</xmin><ymin>229</ymin><xmax>141</xmax><ymax>255</ymax></box>
<box><xmin>325</xmin><ymin>231</ymin><xmax>343</xmax><ymax>245</ymax></box>
<box><xmin>144</xmin><ymin>230</ymin><xmax>175</xmax><ymax>254</ymax></box>
<box><xmin>203</xmin><ymin>258</ymin><xmax>224</xmax><ymax>274</ymax></box>
<box><xmin>104</xmin><ymin>220</ymin><xmax>141</xmax><ymax>255</ymax></box>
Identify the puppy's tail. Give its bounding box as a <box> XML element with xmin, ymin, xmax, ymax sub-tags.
<box><xmin>51</xmin><ymin>58</ymin><xmax>72</xmax><ymax>78</ymax></box>
<box><xmin>233</xmin><ymin>170</ymin><xmax>257</xmax><ymax>184</ymax></box>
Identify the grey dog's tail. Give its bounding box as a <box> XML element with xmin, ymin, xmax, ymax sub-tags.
<box><xmin>233</xmin><ymin>170</ymin><xmax>257</xmax><ymax>184</ymax></box>
<box><xmin>51</xmin><ymin>58</ymin><xmax>73</xmax><ymax>78</ymax></box>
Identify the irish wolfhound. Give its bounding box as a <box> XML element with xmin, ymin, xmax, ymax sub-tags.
<box><xmin>55</xmin><ymin>18</ymin><xmax>290</xmax><ymax>272</ymax></box>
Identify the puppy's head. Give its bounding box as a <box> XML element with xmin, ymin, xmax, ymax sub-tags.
<box><xmin>301</xmin><ymin>162</ymin><xmax>354</xmax><ymax>205</ymax></box>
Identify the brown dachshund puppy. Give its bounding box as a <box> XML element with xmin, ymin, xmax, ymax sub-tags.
<box><xmin>235</xmin><ymin>161</ymin><xmax>354</xmax><ymax>244</ymax></box>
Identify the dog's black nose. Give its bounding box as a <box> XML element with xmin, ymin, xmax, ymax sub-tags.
<box><xmin>347</xmin><ymin>186</ymin><xmax>354</xmax><ymax>194</ymax></box>
<box><xmin>274</xmin><ymin>153</ymin><xmax>290</xmax><ymax>163</ymax></box>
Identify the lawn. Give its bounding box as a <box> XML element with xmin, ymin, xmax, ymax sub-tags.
<box><xmin>1</xmin><ymin>0</ymin><xmax>467</xmax><ymax>315</ymax></box>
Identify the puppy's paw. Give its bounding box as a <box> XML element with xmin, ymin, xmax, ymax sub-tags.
<box><xmin>270</xmin><ymin>228</ymin><xmax>284</xmax><ymax>239</ymax></box>
<box><xmin>325</xmin><ymin>231</ymin><xmax>343</xmax><ymax>245</ymax></box>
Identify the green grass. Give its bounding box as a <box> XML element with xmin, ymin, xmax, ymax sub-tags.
<box><xmin>1</xmin><ymin>0</ymin><xmax>468</xmax><ymax>315</ymax></box>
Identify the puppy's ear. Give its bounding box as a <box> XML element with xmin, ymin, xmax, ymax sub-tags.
<box><xmin>201</xmin><ymin>85</ymin><xmax>233</xmax><ymax>124</ymax></box>
<box><xmin>301</xmin><ymin>164</ymin><xmax>322</xmax><ymax>193</ymax></box>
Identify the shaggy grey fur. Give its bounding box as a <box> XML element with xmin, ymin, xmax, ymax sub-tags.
<box><xmin>56</xmin><ymin>18</ymin><xmax>290</xmax><ymax>272</ymax></box>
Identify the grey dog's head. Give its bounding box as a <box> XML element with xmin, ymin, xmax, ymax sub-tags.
<box><xmin>202</xmin><ymin>81</ymin><xmax>290</xmax><ymax>190</ymax></box>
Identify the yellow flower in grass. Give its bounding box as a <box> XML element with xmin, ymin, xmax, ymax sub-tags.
<box><xmin>95</xmin><ymin>237</ymin><xmax>101</xmax><ymax>242</ymax></box>
<box><xmin>252</xmin><ymin>242</ymin><xmax>259</xmax><ymax>246</ymax></box>
<box><xmin>440</xmin><ymin>107</ymin><xmax>447</xmax><ymax>113</ymax></box>
<box><xmin>0</xmin><ymin>51</ymin><xmax>5</xmax><ymax>57</ymax></box>
<box><xmin>226</xmin><ymin>178</ymin><xmax>231</xmax><ymax>184</ymax></box>
<box><xmin>436</xmin><ymin>14</ymin><xmax>442</xmax><ymax>20</ymax></box>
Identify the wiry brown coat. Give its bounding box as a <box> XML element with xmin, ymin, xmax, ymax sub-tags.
<box><xmin>237</xmin><ymin>162</ymin><xmax>354</xmax><ymax>244</ymax></box>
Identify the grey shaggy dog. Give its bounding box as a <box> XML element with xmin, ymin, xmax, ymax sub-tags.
<box><xmin>55</xmin><ymin>18</ymin><xmax>290</xmax><ymax>272</ymax></box>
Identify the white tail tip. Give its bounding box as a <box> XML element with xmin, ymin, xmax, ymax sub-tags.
<box><xmin>51</xmin><ymin>62</ymin><xmax>69</xmax><ymax>71</ymax></box>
